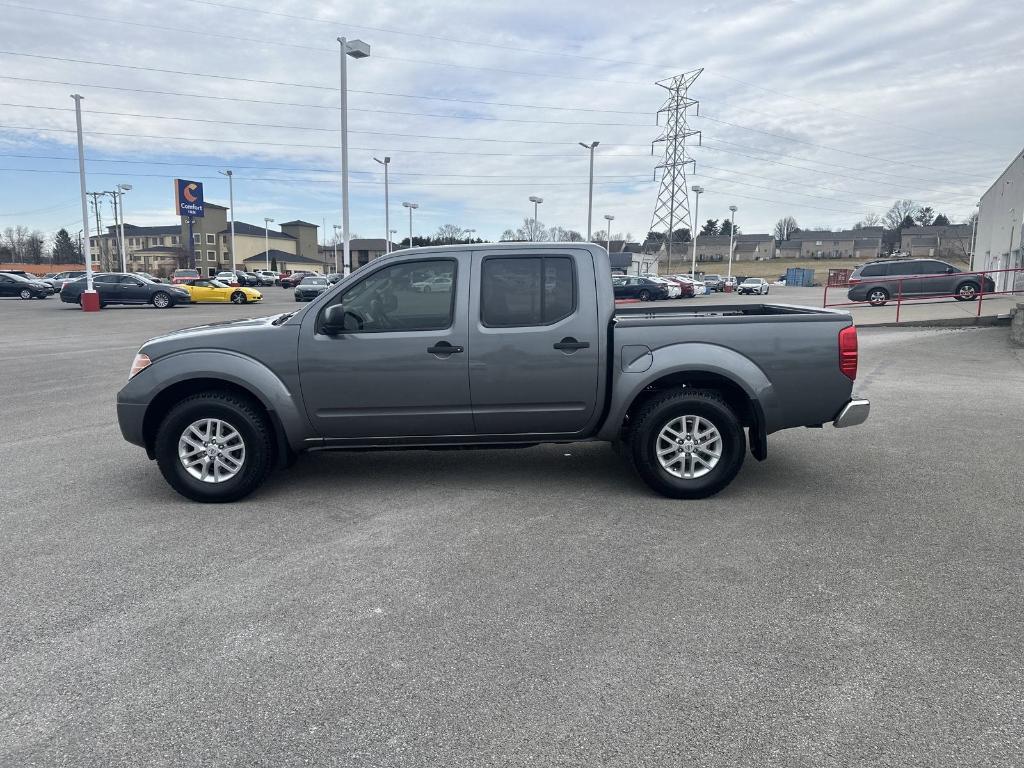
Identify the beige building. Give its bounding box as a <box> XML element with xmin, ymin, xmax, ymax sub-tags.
<box><xmin>787</xmin><ymin>228</ymin><xmax>883</xmax><ymax>260</ymax></box>
<box><xmin>690</xmin><ymin>234</ymin><xmax>775</xmax><ymax>264</ymax></box>
<box><xmin>317</xmin><ymin>238</ymin><xmax>393</xmax><ymax>271</ymax></box>
<box><xmin>901</xmin><ymin>224</ymin><xmax>973</xmax><ymax>263</ymax></box>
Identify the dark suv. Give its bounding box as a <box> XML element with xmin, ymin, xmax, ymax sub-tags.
<box><xmin>847</xmin><ymin>258</ymin><xmax>996</xmax><ymax>306</ymax></box>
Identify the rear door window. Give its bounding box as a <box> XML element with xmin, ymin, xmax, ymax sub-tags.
<box><xmin>858</xmin><ymin>264</ymin><xmax>886</xmax><ymax>277</ymax></box>
<box><xmin>480</xmin><ymin>256</ymin><xmax>576</xmax><ymax>327</ymax></box>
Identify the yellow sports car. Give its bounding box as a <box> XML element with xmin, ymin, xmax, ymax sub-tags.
<box><xmin>181</xmin><ymin>278</ymin><xmax>263</xmax><ymax>304</ymax></box>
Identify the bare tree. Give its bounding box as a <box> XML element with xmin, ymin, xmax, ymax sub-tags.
<box><xmin>853</xmin><ymin>212</ymin><xmax>882</xmax><ymax>229</ymax></box>
<box><xmin>434</xmin><ymin>224</ymin><xmax>467</xmax><ymax>244</ymax></box>
<box><xmin>548</xmin><ymin>226</ymin><xmax>584</xmax><ymax>242</ymax></box>
<box><xmin>499</xmin><ymin>229</ymin><xmax>518</xmax><ymax>241</ymax></box>
<box><xmin>883</xmin><ymin>200</ymin><xmax>920</xmax><ymax>230</ymax></box>
<box><xmin>773</xmin><ymin>216</ymin><xmax>800</xmax><ymax>241</ymax></box>
<box><xmin>514</xmin><ymin>217</ymin><xmax>548</xmax><ymax>242</ymax></box>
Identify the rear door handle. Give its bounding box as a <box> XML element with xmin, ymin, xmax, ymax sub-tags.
<box><xmin>553</xmin><ymin>337</ymin><xmax>590</xmax><ymax>352</ymax></box>
<box><xmin>427</xmin><ymin>342</ymin><xmax>464</xmax><ymax>355</ymax></box>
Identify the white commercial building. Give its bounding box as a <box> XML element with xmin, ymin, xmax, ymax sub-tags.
<box><xmin>973</xmin><ymin>148</ymin><xmax>1024</xmax><ymax>293</ymax></box>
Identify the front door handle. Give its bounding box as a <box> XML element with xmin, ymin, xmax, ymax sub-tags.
<box><xmin>427</xmin><ymin>342</ymin><xmax>464</xmax><ymax>355</ymax></box>
<box><xmin>553</xmin><ymin>337</ymin><xmax>590</xmax><ymax>352</ymax></box>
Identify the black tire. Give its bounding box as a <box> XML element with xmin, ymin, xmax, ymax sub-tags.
<box><xmin>867</xmin><ymin>287</ymin><xmax>889</xmax><ymax>307</ymax></box>
<box><xmin>154</xmin><ymin>390</ymin><xmax>274</xmax><ymax>503</ymax></box>
<box><xmin>954</xmin><ymin>281</ymin><xmax>979</xmax><ymax>301</ymax></box>
<box><xmin>638</xmin><ymin>289</ymin><xmax>651</xmax><ymax>302</ymax></box>
<box><xmin>231</xmin><ymin>291</ymin><xmax>247</xmax><ymax>304</ymax></box>
<box><xmin>628</xmin><ymin>388</ymin><xmax>745</xmax><ymax>499</ymax></box>
<box><xmin>151</xmin><ymin>291</ymin><xmax>171</xmax><ymax>309</ymax></box>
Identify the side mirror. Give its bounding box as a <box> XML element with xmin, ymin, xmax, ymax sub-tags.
<box><xmin>321</xmin><ymin>303</ymin><xmax>347</xmax><ymax>335</ymax></box>
<box><xmin>945</xmin><ymin>266</ymin><xmax>955</xmax><ymax>274</ymax></box>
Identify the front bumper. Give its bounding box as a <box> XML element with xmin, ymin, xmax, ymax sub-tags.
<box><xmin>833</xmin><ymin>398</ymin><xmax>870</xmax><ymax>428</ymax></box>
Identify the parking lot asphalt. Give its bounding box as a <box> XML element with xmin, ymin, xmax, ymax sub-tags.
<box><xmin>1</xmin><ymin>291</ymin><xmax>1022</xmax><ymax>767</ymax></box>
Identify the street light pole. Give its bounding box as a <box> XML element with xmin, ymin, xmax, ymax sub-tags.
<box><xmin>338</xmin><ymin>37</ymin><xmax>371</xmax><ymax>277</ymax></box>
<box><xmin>402</xmin><ymin>202</ymin><xmax>418</xmax><ymax>245</ymax></box>
<box><xmin>264</xmin><ymin>217</ymin><xmax>274</xmax><ymax>272</ymax></box>
<box><xmin>374</xmin><ymin>156</ymin><xmax>390</xmax><ymax>253</ymax></box>
<box><xmin>529</xmin><ymin>195</ymin><xmax>543</xmax><ymax>241</ymax></box>
<box><xmin>333</xmin><ymin>224</ymin><xmax>341</xmax><ymax>273</ymax></box>
<box><xmin>71</xmin><ymin>94</ymin><xmax>94</xmax><ymax>296</ymax></box>
<box><xmin>604</xmin><ymin>214</ymin><xmax>615</xmax><ymax>254</ymax></box>
<box><xmin>690</xmin><ymin>185</ymin><xmax>703</xmax><ymax>279</ymax></box>
<box><xmin>578</xmin><ymin>141</ymin><xmax>599</xmax><ymax>240</ymax></box>
<box><xmin>219</xmin><ymin>170</ymin><xmax>236</xmax><ymax>271</ymax></box>
<box><xmin>727</xmin><ymin>205</ymin><xmax>738</xmax><ymax>280</ymax></box>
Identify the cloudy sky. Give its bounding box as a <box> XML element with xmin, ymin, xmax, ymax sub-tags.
<box><xmin>1</xmin><ymin>0</ymin><xmax>1022</xmax><ymax>245</ymax></box>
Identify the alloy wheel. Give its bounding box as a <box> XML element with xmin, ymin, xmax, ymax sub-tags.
<box><xmin>178</xmin><ymin>418</ymin><xmax>246</xmax><ymax>483</ymax></box>
<box><xmin>655</xmin><ymin>414</ymin><xmax>722</xmax><ymax>479</ymax></box>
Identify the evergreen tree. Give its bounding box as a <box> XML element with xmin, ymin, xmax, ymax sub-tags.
<box><xmin>932</xmin><ymin>213</ymin><xmax>950</xmax><ymax>226</ymax></box>
<box><xmin>700</xmin><ymin>219</ymin><xmax>719</xmax><ymax>237</ymax></box>
<box><xmin>51</xmin><ymin>228</ymin><xmax>77</xmax><ymax>263</ymax></box>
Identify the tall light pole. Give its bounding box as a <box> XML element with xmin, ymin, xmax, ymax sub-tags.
<box><xmin>263</xmin><ymin>217</ymin><xmax>274</xmax><ymax>272</ymax></box>
<box><xmin>402</xmin><ymin>201</ymin><xmax>418</xmax><ymax>245</ymax></box>
<box><xmin>389</xmin><ymin>228</ymin><xmax>397</xmax><ymax>250</ymax></box>
<box><xmin>578</xmin><ymin>141</ymin><xmax>599</xmax><ymax>240</ymax></box>
<box><xmin>338</xmin><ymin>37</ymin><xmax>371</xmax><ymax>277</ymax></box>
<box><xmin>529</xmin><ymin>195</ymin><xmax>543</xmax><ymax>241</ymax></box>
<box><xmin>373</xmin><ymin>156</ymin><xmax>390</xmax><ymax>253</ymax></box>
<box><xmin>71</xmin><ymin>94</ymin><xmax>95</xmax><ymax>300</ymax></box>
<box><xmin>219</xmin><ymin>169</ymin><xmax>236</xmax><ymax>270</ymax></box>
<box><xmin>115</xmin><ymin>183</ymin><xmax>132</xmax><ymax>273</ymax></box>
<box><xmin>604</xmin><ymin>214</ymin><xmax>615</xmax><ymax>253</ymax></box>
<box><xmin>727</xmin><ymin>205</ymin><xmax>738</xmax><ymax>280</ymax></box>
<box><xmin>690</xmin><ymin>185</ymin><xmax>704</xmax><ymax>278</ymax></box>
<box><xmin>333</xmin><ymin>224</ymin><xmax>341</xmax><ymax>273</ymax></box>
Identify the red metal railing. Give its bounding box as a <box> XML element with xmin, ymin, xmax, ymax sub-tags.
<box><xmin>823</xmin><ymin>267</ymin><xmax>1023</xmax><ymax>323</ymax></box>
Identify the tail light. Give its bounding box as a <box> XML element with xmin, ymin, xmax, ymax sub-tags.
<box><xmin>847</xmin><ymin>277</ymin><xmax>861</xmax><ymax>285</ymax></box>
<box><xmin>838</xmin><ymin>326</ymin><xmax>858</xmax><ymax>380</ymax></box>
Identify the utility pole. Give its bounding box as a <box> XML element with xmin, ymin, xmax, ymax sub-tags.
<box><xmin>71</xmin><ymin>94</ymin><xmax>95</xmax><ymax>298</ymax></box>
<box><xmin>529</xmin><ymin>196</ymin><xmax>543</xmax><ymax>241</ymax></box>
<box><xmin>727</xmin><ymin>205</ymin><xmax>737</xmax><ymax>280</ymax></box>
<box><xmin>579</xmin><ymin>141</ymin><xmax>599</xmax><ymax>240</ymax></box>
<box><xmin>87</xmin><ymin>192</ymin><xmax>105</xmax><ymax>271</ymax></box>
<box><xmin>264</xmin><ymin>217</ymin><xmax>274</xmax><ymax>273</ymax></box>
<box><xmin>333</xmin><ymin>224</ymin><xmax>341</xmax><ymax>273</ymax></box>
<box><xmin>219</xmin><ymin>170</ymin><xmax>235</xmax><ymax>270</ymax></box>
<box><xmin>649</xmin><ymin>69</ymin><xmax>702</xmax><ymax>276</ymax></box>
<box><xmin>690</xmin><ymin>185</ymin><xmax>703</xmax><ymax>279</ymax></box>
<box><xmin>374</xmin><ymin>156</ymin><xmax>391</xmax><ymax>253</ymax></box>
<box><xmin>604</xmin><ymin>214</ymin><xmax>615</xmax><ymax>254</ymax></box>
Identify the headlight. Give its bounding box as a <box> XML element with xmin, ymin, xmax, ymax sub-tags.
<box><xmin>128</xmin><ymin>352</ymin><xmax>151</xmax><ymax>380</ymax></box>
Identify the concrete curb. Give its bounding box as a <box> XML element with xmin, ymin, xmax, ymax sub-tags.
<box><xmin>858</xmin><ymin>315</ymin><xmax>1012</xmax><ymax>329</ymax></box>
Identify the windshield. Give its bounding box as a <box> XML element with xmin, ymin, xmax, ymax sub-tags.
<box><xmin>2</xmin><ymin>272</ymin><xmax>30</xmax><ymax>283</ymax></box>
<box><xmin>301</xmin><ymin>277</ymin><xmax>328</xmax><ymax>285</ymax></box>
<box><xmin>174</xmin><ymin>269</ymin><xmax>199</xmax><ymax>277</ymax></box>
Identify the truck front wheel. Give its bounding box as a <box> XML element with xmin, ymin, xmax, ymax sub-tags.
<box><xmin>154</xmin><ymin>390</ymin><xmax>274</xmax><ymax>503</ymax></box>
<box><xmin>628</xmin><ymin>388</ymin><xmax>745</xmax><ymax>499</ymax></box>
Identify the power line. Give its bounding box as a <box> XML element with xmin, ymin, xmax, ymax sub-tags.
<box><xmin>0</xmin><ymin>1</ymin><xmax>655</xmax><ymax>87</ymax></box>
<box><xmin>695</xmin><ymin>113</ymin><xmax>995</xmax><ymax>178</ymax></box>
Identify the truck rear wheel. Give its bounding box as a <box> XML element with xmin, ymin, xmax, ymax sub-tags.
<box><xmin>628</xmin><ymin>388</ymin><xmax>745</xmax><ymax>499</ymax></box>
<box><xmin>154</xmin><ymin>390</ymin><xmax>274</xmax><ymax>503</ymax></box>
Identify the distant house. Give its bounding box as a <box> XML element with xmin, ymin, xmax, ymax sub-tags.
<box><xmin>317</xmin><ymin>238</ymin><xmax>393</xmax><ymax>270</ymax></box>
<box><xmin>690</xmin><ymin>233</ymin><xmax>775</xmax><ymax>263</ymax></box>
<box><xmin>786</xmin><ymin>228</ymin><xmax>883</xmax><ymax>260</ymax></box>
<box><xmin>900</xmin><ymin>224</ymin><xmax>972</xmax><ymax>263</ymax></box>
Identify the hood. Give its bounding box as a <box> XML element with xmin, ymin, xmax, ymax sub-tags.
<box><xmin>140</xmin><ymin>314</ymin><xmax>284</xmax><ymax>357</ymax></box>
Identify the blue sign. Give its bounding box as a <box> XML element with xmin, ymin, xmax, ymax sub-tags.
<box><xmin>174</xmin><ymin>178</ymin><xmax>205</xmax><ymax>218</ymax></box>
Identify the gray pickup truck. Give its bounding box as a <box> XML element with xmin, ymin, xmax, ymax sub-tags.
<box><xmin>117</xmin><ymin>243</ymin><xmax>869</xmax><ymax>503</ymax></box>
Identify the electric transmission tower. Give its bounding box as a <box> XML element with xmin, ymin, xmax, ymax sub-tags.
<box><xmin>648</xmin><ymin>68</ymin><xmax>702</xmax><ymax>273</ymax></box>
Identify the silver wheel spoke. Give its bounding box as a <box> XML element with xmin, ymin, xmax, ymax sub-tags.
<box><xmin>178</xmin><ymin>418</ymin><xmax>246</xmax><ymax>484</ymax></box>
<box><xmin>656</xmin><ymin>413</ymin><xmax>723</xmax><ymax>480</ymax></box>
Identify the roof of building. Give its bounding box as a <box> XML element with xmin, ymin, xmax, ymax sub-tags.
<box><xmin>279</xmin><ymin>220</ymin><xmax>319</xmax><ymax>228</ymax></box>
<box><xmin>220</xmin><ymin>221</ymin><xmax>296</xmax><ymax>240</ymax></box>
<box><xmin>794</xmin><ymin>229</ymin><xmax>881</xmax><ymax>242</ymax></box>
<box><xmin>853</xmin><ymin>238</ymin><xmax>882</xmax><ymax>248</ymax></box>
<box><xmin>694</xmin><ymin>234</ymin><xmax>773</xmax><ymax>246</ymax></box>
<box><xmin>242</xmin><ymin>250</ymin><xmax>326</xmax><ymax>265</ymax></box>
<box><xmin>318</xmin><ymin>238</ymin><xmax>391</xmax><ymax>252</ymax></box>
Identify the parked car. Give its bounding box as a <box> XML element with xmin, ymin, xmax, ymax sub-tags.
<box><xmin>703</xmin><ymin>274</ymin><xmax>725</xmax><ymax>292</ymax></box>
<box><xmin>326</xmin><ymin>273</ymin><xmax>344</xmax><ymax>284</ymax></box>
<box><xmin>116</xmin><ymin>242</ymin><xmax>869</xmax><ymax>503</ymax></box>
<box><xmin>412</xmin><ymin>275</ymin><xmax>453</xmax><ymax>293</ymax></box>
<box><xmin>655</xmin><ymin>276</ymin><xmax>695</xmax><ymax>298</ymax></box>
<box><xmin>673</xmin><ymin>275</ymin><xmax>707</xmax><ymax>296</ymax></box>
<box><xmin>280</xmin><ymin>271</ymin><xmax>314</xmax><ymax>288</ymax></box>
<box><xmin>613</xmin><ymin>276</ymin><xmax>669</xmax><ymax>301</ymax></box>
<box><xmin>171</xmin><ymin>268</ymin><xmax>201</xmax><ymax>285</ymax></box>
<box><xmin>738</xmin><ymin>278</ymin><xmax>771</xmax><ymax>295</ymax></box>
<box><xmin>641</xmin><ymin>275</ymin><xmax>682</xmax><ymax>299</ymax></box>
<box><xmin>135</xmin><ymin>272</ymin><xmax>165</xmax><ymax>284</ymax></box>
<box><xmin>0</xmin><ymin>272</ymin><xmax>52</xmax><ymax>299</ymax></box>
<box><xmin>215</xmin><ymin>271</ymin><xmax>241</xmax><ymax>286</ymax></box>
<box><xmin>47</xmin><ymin>270</ymin><xmax>88</xmax><ymax>291</ymax></box>
<box><xmin>179</xmin><ymin>278</ymin><xmax>262</xmax><ymax>304</ymax></box>
<box><xmin>294</xmin><ymin>275</ymin><xmax>331</xmax><ymax>302</ymax></box>
<box><xmin>253</xmin><ymin>270</ymin><xmax>280</xmax><ymax>285</ymax></box>
<box><xmin>847</xmin><ymin>258</ymin><xmax>996</xmax><ymax>307</ymax></box>
<box><xmin>60</xmin><ymin>273</ymin><xmax>191</xmax><ymax>308</ymax></box>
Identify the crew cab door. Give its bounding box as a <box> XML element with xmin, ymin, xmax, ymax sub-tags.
<box><xmin>297</xmin><ymin>254</ymin><xmax>474</xmax><ymax>440</ymax></box>
<box><xmin>468</xmin><ymin>248</ymin><xmax>600</xmax><ymax>435</ymax></box>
